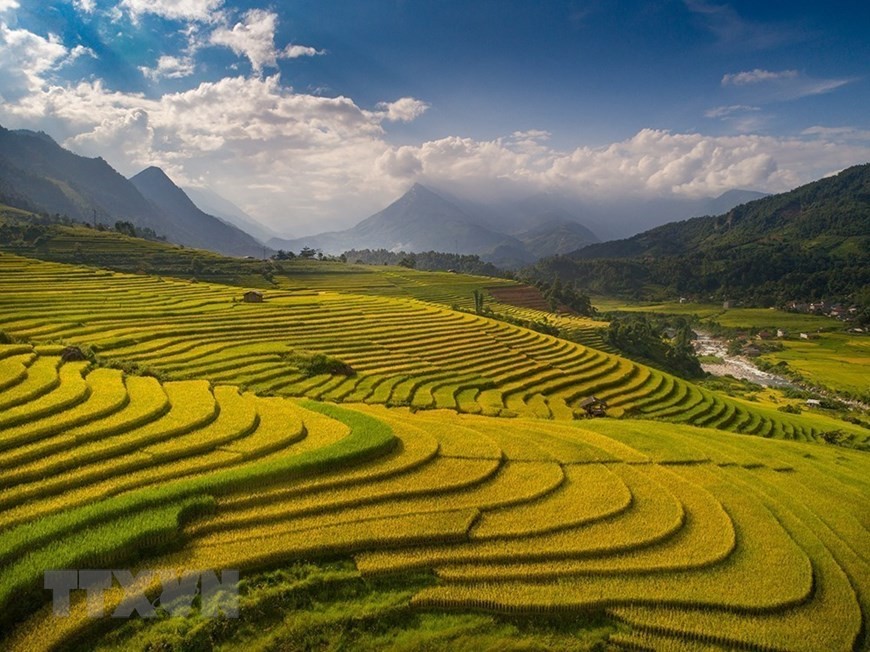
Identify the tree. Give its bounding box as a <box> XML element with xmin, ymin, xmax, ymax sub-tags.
<box><xmin>299</xmin><ymin>246</ymin><xmax>317</xmax><ymax>259</ymax></box>
<box><xmin>472</xmin><ymin>289</ymin><xmax>485</xmax><ymax>314</ymax></box>
<box><xmin>114</xmin><ymin>221</ymin><xmax>137</xmax><ymax>237</ymax></box>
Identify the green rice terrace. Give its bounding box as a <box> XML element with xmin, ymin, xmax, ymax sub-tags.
<box><xmin>0</xmin><ymin>251</ymin><xmax>868</xmax><ymax>651</ymax></box>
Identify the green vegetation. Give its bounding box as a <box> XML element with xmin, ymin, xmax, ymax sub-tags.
<box><xmin>595</xmin><ymin>299</ymin><xmax>869</xmax><ymax>402</ymax></box>
<box><xmin>604</xmin><ymin>313</ymin><xmax>703</xmax><ymax>379</ymax></box>
<box><xmin>344</xmin><ymin>248</ymin><xmax>508</xmax><ymax>278</ymax></box>
<box><xmin>528</xmin><ymin>163</ymin><xmax>870</xmax><ymax>306</ymax></box>
<box><xmin>80</xmin><ymin>562</ymin><xmax>615</xmax><ymax>652</ymax></box>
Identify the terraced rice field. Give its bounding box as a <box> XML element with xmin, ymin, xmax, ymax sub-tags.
<box><xmin>2</xmin><ymin>254</ymin><xmax>861</xmax><ymax>448</ymax></box>
<box><xmin>1</xmin><ymin>251</ymin><xmax>867</xmax><ymax>650</ymax></box>
<box><xmin>0</xmin><ymin>344</ymin><xmax>867</xmax><ymax>651</ymax></box>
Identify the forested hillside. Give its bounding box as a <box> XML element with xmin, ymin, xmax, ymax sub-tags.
<box><xmin>527</xmin><ymin>163</ymin><xmax>870</xmax><ymax>304</ymax></box>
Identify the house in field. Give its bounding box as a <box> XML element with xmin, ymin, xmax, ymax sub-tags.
<box><xmin>578</xmin><ymin>396</ymin><xmax>607</xmax><ymax>417</ymax></box>
<box><xmin>799</xmin><ymin>332</ymin><xmax>820</xmax><ymax>340</ymax></box>
<box><xmin>806</xmin><ymin>399</ymin><xmax>822</xmax><ymax>407</ymax></box>
<box><xmin>243</xmin><ymin>290</ymin><xmax>263</xmax><ymax>303</ymax></box>
<box><xmin>61</xmin><ymin>346</ymin><xmax>87</xmax><ymax>362</ymax></box>
<box><xmin>777</xmin><ymin>329</ymin><xmax>788</xmax><ymax>338</ymax></box>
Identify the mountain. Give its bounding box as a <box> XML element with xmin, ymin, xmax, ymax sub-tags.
<box><xmin>0</xmin><ymin>125</ymin><xmax>265</xmax><ymax>258</ymax></box>
<box><xmin>183</xmin><ymin>186</ymin><xmax>276</xmax><ymax>244</ymax></box>
<box><xmin>130</xmin><ymin>167</ymin><xmax>265</xmax><ymax>257</ymax></box>
<box><xmin>704</xmin><ymin>189</ymin><xmax>769</xmax><ymax>216</ymax></box>
<box><xmin>269</xmin><ymin>183</ymin><xmax>530</xmax><ymax>263</ymax></box>
<box><xmin>0</xmin><ymin>126</ymin><xmax>169</xmax><ymax>233</ymax></box>
<box><xmin>514</xmin><ymin>211</ymin><xmax>600</xmax><ymax>257</ymax></box>
<box><xmin>530</xmin><ymin>163</ymin><xmax>870</xmax><ymax>302</ymax></box>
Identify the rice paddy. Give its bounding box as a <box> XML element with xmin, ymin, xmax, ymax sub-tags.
<box><xmin>0</xmin><ymin>251</ymin><xmax>867</xmax><ymax>651</ymax></box>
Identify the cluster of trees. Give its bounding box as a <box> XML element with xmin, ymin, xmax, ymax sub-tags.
<box><xmin>529</xmin><ymin>278</ymin><xmax>596</xmax><ymax>316</ymax></box>
<box><xmin>343</xmin><ymin>249</ymin><xmax>509</xmax><ymax>277</ymax></box>
<box><xmin>0</xmin><ymin>221</ymin><xmax>50</xmax><ymax>247</ymax></box>
<box><xmin>284</xmin><ymin>351</ymin><xmax>354</xmax><ymax>377</ymax></box>
<box><xmin>110</xmin><ymin>221</ymin><xmax>164</xmax><ymax>242</ymax></box>
<box><xmin>604</xmin><ymin>314</ymin><xmax>703</xmax><ymax>379</ymax></box>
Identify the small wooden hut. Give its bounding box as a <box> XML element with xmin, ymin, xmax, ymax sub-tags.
<box><xmin>578</xmin><ymin>396</ymin><xmax>607</xmax><ymax>417</ymax></box>
<box><xmin>243</xmin><ymin>290</ymin><xmax>263</xmax><ymax>303</ymax></box>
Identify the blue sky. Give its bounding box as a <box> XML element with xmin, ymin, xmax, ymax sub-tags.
<box><xmin>1</xmin><ymin>0</ymin><xmax>868</xmax><ymax>235</ymax></box>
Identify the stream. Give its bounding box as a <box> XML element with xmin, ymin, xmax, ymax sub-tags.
<box><xmin>692</xmin><ymin>331</ymin><xmax>796</xmax><ymax>389</ymax></box>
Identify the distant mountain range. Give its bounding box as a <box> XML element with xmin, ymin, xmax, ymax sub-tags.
<box><xmin>530</xmin><ymin>163</ymin><xmax>870</xmax><ymax>303</ymax></box>
<box><xmin>268</xmin><ymin>183</ymin><xmax>602</xmax><ymax>266</ymax></box>
<box><xmin>0</xmin><ymin>126</ymin><xmax>265</xmax><ymax>257</ymax></box>
<box><xmin>0</xmin><ymin>122</ymin><xmax>778</xmax><ymax>265</ymax></box>
<box><xmin>268</xmin><ymin>183</ymin><xmax>771</xmax><ymax>267</ymax></box>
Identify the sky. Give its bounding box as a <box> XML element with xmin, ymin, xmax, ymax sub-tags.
<box><xmin>0</xmin><ymin>0</ymin><xmax>868</xmax><ymax>237</ymax></box>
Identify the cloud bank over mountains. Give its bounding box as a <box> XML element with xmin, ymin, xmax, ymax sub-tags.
<box><xmin>0</xmin><ymin>1</ymin><xmax>868</xmax><ymax>237</ymax></box>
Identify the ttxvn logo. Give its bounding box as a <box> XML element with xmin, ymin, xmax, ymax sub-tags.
<box><xmin>44</xmin><ymin>569</ymin><xmax>239</xmax><ymax>618</ymax></box>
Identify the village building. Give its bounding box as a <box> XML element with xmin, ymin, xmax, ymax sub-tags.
<box><xmin>578</xmin><ymin>396</ymin><xmax>607</xmax><ymax>417</ymax></box>
<box><xmin>243</xmin><ymin>290</ymin><xmax>264</xmax><ymax>303</ymax></box>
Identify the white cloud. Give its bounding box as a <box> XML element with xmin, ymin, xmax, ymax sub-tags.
<box><xmin>120</xmin><ymin>0</ymin><xmax>224</xmax><ymax>22</ymax></box>
<box><xmin>373</xmin><ymin>129</ymin><xmax>870</xmax><ymax>210</ymax></box>
<box><xmin>375</xmin><ymin>98</ymin><xmax>430</xmax><ymax>122</ymax></box>
<box><xmin>65</xmin><ymin>44</ymin><xmax>98</xmax><ymax>64</ymax></box>
<box><xmin>512</xmin><ymin>129</ymin><xmax>551</xmax><ymax>141</ymax></box>
<box><xmin>704</xmin><ymin>104</ymin><xmax>760</xmax><ymax>118</ymax></box>
<box><xmin>722</xmin><ymin>69</ymin><xmax>798</xmax><ymax>86</ymax></box>
<box><xmin>0</xmin><ymin>0</ymin><xmax>19</xmax><ymax>13</ymax></box>
<box><xmin>139</xmin><ymin>55</ymin><xmax>195</xmax><ymax>80</ymax></box>
<box><xmin>283</xmin><ymin>44</ymin><xmax>324</xmax><ymax>59</ymax></box>
<box><xmin>0</xmin><ymin>23</ymin><xmax>68</xmax><ymax>99</ymax></box>
<box><xmin>721</xmin><ymin>68</ymin><xmax>853</xmax><ymax>102</ymax></box>
<box><xmin>72</xmin><ymin>0</ymin><xmax>95</xmax><ymax>13</ymax></box>
<box><xmin>704</xmin><ymin>105</ymin><xmax>765</xmax><ymax>133</ymax></box>
<box><xmin>209</xmin><ymin>9</ymin><xmax>322</xmax><ymax>74</ymax></box>
<box><xmin>802</xmin><ymin>126</ymin><xmax>870</xmax><ymax>141</ymax></box>
<box><xmin>1</xmin><ymin>22</ymin><xmax>868</xmax><ymax>237</ymax></box>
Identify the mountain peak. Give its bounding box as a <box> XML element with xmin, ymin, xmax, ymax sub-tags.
<box><xmin>405</xmin><ymin>182</ymin><xmax>440</xmax><ymax>198</ymax></box>
<box><xmin>131</xmin><ymin>166</ymin><xmax>173</xmax><ymax>184</ymax></box>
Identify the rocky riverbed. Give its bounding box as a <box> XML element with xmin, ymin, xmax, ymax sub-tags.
<box><xmin>693</xmin><ymin>332</ymin><xmax>796</xmax><ymax>389</ymax></box>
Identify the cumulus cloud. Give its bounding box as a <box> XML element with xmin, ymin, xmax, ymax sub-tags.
<box><xmin>0</xmin><ymin>0</ymin><xmax>19</xmax><ymax>12</ymax></box>
<box><xmin>373</xmin><ymin>128</ymin><xmax>870</xmax><ymax>208</ymax></box>
<box><xmin>209</xmin><ymin>9</ymin><xmax>322</xmax><ymax>74</ymax></box>
<box><xmin>120</xmin><ymin>0</ymin><xmax>224</xmax><ymax>23</ymax></box>
<box><xmin>0</xmin><ymin>23</ymin><xmax>68</xmax><ymax>99</ymax></box>
<box><xmin>375</xmin><ymin>97</ymin><xmax>430</xmax><ymax>122</ymax></box>
<box><xmin>139</xmin><ymin>55</ymin><xmax>195</xmax><ymax>80</ymax></box>
<box><xmin>1</xmin><ymin>17</ymin><xmax>868</xmax><ymax>236</ymax></box>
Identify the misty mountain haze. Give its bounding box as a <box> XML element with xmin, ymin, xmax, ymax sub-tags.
<box><xmin>129</xmin><ymin>167</ymin><xmax>267</xmax><ymax>257</ymax></box>
<box><xmin>0</xmin><ymin>122</ymin><xmax>774</xmax><ymax>265</ymax></box>
<box><xmin>267</xmin><ymin>180</ymin><xmax>770</xmax><ymax>265</ymax></box>
<box><xmin>183</xmin><ymin>186</ymin><xmax>278</xmax><ymax>245</ymax></box>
